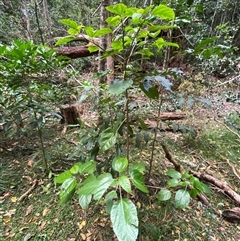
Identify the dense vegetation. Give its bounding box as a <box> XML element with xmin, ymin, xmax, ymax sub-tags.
<box><xmin>0</xmin><ymin>1</ymin><xmax>239</xmax><ymax>241</ymax></box>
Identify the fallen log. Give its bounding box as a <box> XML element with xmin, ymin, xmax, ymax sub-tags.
<box><xmin>190</xmin><ymin>170</ymin><xmax>240</xmax><ymax>205</ymax></box>
<box><xmin>222</xmin><ymin>207</ymin><xmax>240</xmax><ymax>223</ymax></box>
<box><xmin>56</xmin><ymin>46</ymin><xmax>98</xmax><ymax>59</ymax></box>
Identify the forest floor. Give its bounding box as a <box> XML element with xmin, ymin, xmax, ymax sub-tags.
<box><xmin>0</xmin><ymin>73</ymin><xmax>240</xmax><ymax>241</ymax></box>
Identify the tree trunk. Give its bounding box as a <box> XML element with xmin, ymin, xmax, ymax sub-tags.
<box><xmin>60</xmin><ymin>104</ymin><xmax>83</xmax><ymax>125</ymax></box>
<box><xmin>42</xmin><ymin>0</ymin><xmax>52</xmax><ymax>47</ymax></box>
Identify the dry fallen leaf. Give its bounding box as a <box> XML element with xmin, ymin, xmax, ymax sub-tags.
<box><xmin>77</xmin><ymin>220</ymin><xmax>86</xmax><ymax>229</ymax></box>
<box><xmin>11</xmin><ymin>196</ymin><xmax>17</xmax><ymax>203</ymax></box>
<box><xmin>25</xmin><ymin>205</ymin><xmax>33</xmax><ymax>216</ymax></box>
<box><xmin>80</xmin><ymin>233</ymin><xmax>86</xmax><ymax>240</ymax></box>
<box><xmin>42</xmin><ymin>207</ymin><xmax>50</xmax><ymax>217</ymax></box>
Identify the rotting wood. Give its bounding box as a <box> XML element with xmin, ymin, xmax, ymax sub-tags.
<box><xmin>222</xmin><ymin>207</ymin><xmax>240</xmax><ymax>223</ymax></box>
<box><xmin>56</xmin><ymin>46</ymin><xmax>97</xmax><ymax>59</ymax></box>
<box><xmin>60</xmin><ymin>104</ymin><xmax>83</xmax><ymax>125</ymax></box>
<box><xmin>18</xmin><ymin>179</ymin><xmax>38</xmax><ymax>202</ymax></box>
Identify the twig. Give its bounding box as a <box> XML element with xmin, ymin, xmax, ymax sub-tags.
<box><xmin>160</xmin><ymin>143</ymin><xmax>181</xmax><ymax>172</ymax></box>
<box><xmin>214</xmin><ymin>118</ymin><xmax>240</xmax><ymax>139</ymax></box>
<box><xmin>226</xmin><ymin>159</ymin><xmax>240</xmax><ymax>181</ymax></box>
<box><xmin>18</xmin><ymin>179</ymin><xmax>38</xmax><ymax>202</ymax></box>
<box><xmin>213</xmin><ymin>74</ymin><xmax>240</xmax><ymax>88</ymax></box>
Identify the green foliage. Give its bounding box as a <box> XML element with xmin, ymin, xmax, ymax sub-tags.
<box><xmin>55</xmin><ymin>3</ymin><xmax>211</xmax><ymax>240</ymax></box>
<box><xmin>157</xmin><ymin>169</ymin><xmax>211</xmax><ymax>209</ymax></box>
<box><xmin>0</xmin><ymin>40</ymin><xmax>67</xmax><ymax>169</ymax></box>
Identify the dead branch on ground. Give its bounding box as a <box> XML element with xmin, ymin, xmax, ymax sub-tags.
<box><xmin>189</xmin><ymin>170</ymin><xmax>240</xmax><ymax>205</ymax></box>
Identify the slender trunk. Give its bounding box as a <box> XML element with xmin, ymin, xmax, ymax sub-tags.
<box><xmin>42</xmin><ymin>0</ymin><xmax>52</xmax><ymax>47</ymax></box>
<box><xmin>21</xmin><ymin>0</ymin><xmax>32</xmax><ymax>40</ymax></box>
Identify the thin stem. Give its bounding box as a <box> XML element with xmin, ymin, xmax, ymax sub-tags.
<box><xmin>148</xmin><ymin>92</ymin><xmax>163</xmax><ymax>181</ymax></box>
<box><xmin>125</xmin><ymin>89</ymin><xmax>130</xmax><ymax>160</ymax></box>
<box><xmin>34</xmin><ymin>111</ymin><xmax>49</xmax><ymax>171</ymax></box>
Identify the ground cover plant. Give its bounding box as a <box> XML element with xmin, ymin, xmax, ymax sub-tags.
<box><xmin>0</xmin><ymin>2</ymin><xmax>240</xmax><ymax>241</ymax></box>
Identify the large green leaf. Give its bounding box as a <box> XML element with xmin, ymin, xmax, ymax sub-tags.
<box><xmin>85</xmin><ymin>26</ymin><xmax>95</xmax><ymax>37</ymax></box>
<box><xmin>109</xmin><ymin>79</ymin><xmax>133</xmax><ymax>95</ymax></box>
<box><xmin>78</xmin><ymin>194</ymin><xmax>92</xmax><ymax>210</ymax></box>
<box><xmin>54</xmin><ymin>170</ymin><xmax>72</xmax><ymax>184</ymax></box>
<box><xmin>167</xmin><ymin>178</ymin><xmax>179</xmax><ymax>187</ymax></box>
<box><xmin>105</xmin><ymin>190</ymin><xmax>118</xmax><ymax>214</ymax></box>
<box><xmin>94</xmin><ymin>28</ymin><xmax>112</xmax><ymax>37</ymax></box>
<box><xmin>99</xmin><ymin>127</ymin><xmax>117</xmax><ymax>151</ymax></box>
<box><xmin>106</xmin><ymin>3</ymin><xmax>127</xmax><ymax>15</ymax></box>
<box><xmin>155</xmin><ymin>38</ymin><xmax>179</xmax><ymax>49</ymax></box>
<box><xmin>157</xmin><ymin>188</ymin><xmax>172</xmax><ymax>201</ymax></box>
<box><xmin>111</xmin><ymin>198</ymin><xmax>138</xmax><ymax>241</ymax></box>
<box><xmin>140</xmin><ymin>81</ymin><xmax>159</xmax><ymax>100</ymax></box>
<box><xmin>174</xmin><ymin>189</ymin><xmax>191</xmax><ymax>209</ymax></box>
<box><xmin>93</xmin><ymin>173</ymin><xmax>114</xmax><ymax>200</ymax></box>
<box><xmin>151</xmin><ymin>5</ymin><xmax>175</xmax><ymax>20</ymax></box>
<box><xmin>55</xmin><ymin>36</ymin><xmax>75</xmax><ymax>46</ymax></box>
<box><xmin>79</xmin><ymin>160</ymin><xmax>96</xmax><ymax>174</ymax></box>
<box><xmin>130</xmin><ymin>170</ymin><xmax>149</xmax><ymax>194</ymax></box>
<box><xmin>59</xmin><ymin>178</ymin><xmax>77</xmax><ymax>205</ymax></box>
<box><xmin>59</xmin><ymin>19</ymin><xmax>79</xmax><ymax>29</ymax></box>
<box><xmin>112</xmin><ymin>156</ymin><xmax>128</xmax><ymax>173</ymax></box>
<box><xmin>106</xmin><ymin>16</ymin><xmax>121</xmax><ymax>27</ymax></box>
<box><xmin>78</xmin><ymin>176</ymin><xmax>99</xmax><ymax>196</ymax></box>
<box><xmin>167</xmin><ymin>169</ymin><xmax>182</xmax><ymax>179</ymax></box>
<box><xmin>129</xmin><ymin>163</ymin><xmax>146</xmax><ymax>174</ymax></box>
<box><xmin>118</xmin><ymin>175</ymin><xmax>131</xmax><ymax>193</ymax></box>
<box><xmin>88</xmin><ymin>45</ymin><xmax>99</xmax><ymax>53</ymax></box>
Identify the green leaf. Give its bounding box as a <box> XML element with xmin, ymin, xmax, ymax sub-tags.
<box><xmin>55</xmin><ymin>36</ymin><xmax>75</xmax><ymax>46</ymax></box>
<box><xmin>106</xmin><ymin>3</ymin><xmax>127</xmax><ymax>15</ymax></box>
<box><xmin>151</xmin><ymin>5</ymin><xmax>175</xmax><ymax>20</ymax></box>
<box><xmin>111</xmin><ymin>198</ymin><xmax>138</xmax><ymax>241</ymax></box>
<box><xmin>59</xmin><ymin>19</ymin><xmax>79</xmax><ymax>29</ymax></box>
<box><xmin>94</xmin><ymin>28</ymin><xmax>112</xmax><ymax>37</ymax></box>
<box><xmin>112</xmin><ymin>156</ymin><xmax>128</xmax><ymax>173</ymax></box>
<box><xmin>78</xmin><ymin>176</ymin><xmax>99</xmax><ymax>196</ymax></box>
<box><xmin>85</xmin><ymin>26</ymin><xmax>95</xmax><ymax>37</ymax></box>
<box><xmin>130</xmin><ymin>170</ymin><xmax>149</xmax><ymax>193</ymax></box>
<box><xmin>155</xmin><ymin>38</ymin><xmax>179</xmax><ymax>49</ymax></box>
<box><xmin>99</xmin><ymin>127</ymin><xmax>117</xmax><ymax>151</ymax></box>
<box><xmin>167</xmin><ymin>169</ymin><xmax>181</xmax><ymax>179</ymax></box>
<box><xmin>140</xmin><ymin>82</ymin><xmax>159</xmax><ymax>100</ymax></box>
<box><xmin>111</xmin><ymin>39</ymin><xmax>123</xmax><ymax>51</ymax></box>
<box><xmin>70</xmin><ymin>164</ymin><xmax>80</xmax><ymax>174</ymax></box>
<box><xmin>79</xmin><ymin>160</ymin><xmax>96</xmax><ymax>174</ymax></box>
<box><xmin>59</xmin><ymin>178</ymin><xmax>77</xmax><ymax>205</ymax></box>
<box><xmin>189</xmin><ymin>188</ymin><xmax>199</xmax><ymax>198</ymax></box>
<box><xmin>78</xmin><ymin>194</ymin><xmax>92</xmax><ymax>210</ymax></box>
<box><xmin>124</xmin><ymin>7</ymin><xmax>138</xmax><ymax>17</ymax></box>
<box><xmin>195</xmin><ymin>36</ymin><xmax>217</xmax><ymax>52</ymax></box>
<box><xmin>93</xmin><ymin>173</ymin><xmax>114</xmax><ymax>200</ymax></box>
<box><xmin>174</xmin><ymin>189</ymin><xmax>191</xmax><ymax>209</ymax></box>
<box><xmin>88</xmin><ymin>45</ymin><xmax>99</xmax><ymax>53</ymax></box>
<box><xmin>54</xmin><ymin>170</ymin><xmax>72</xmax><ymax>184</ymax></box>
<box><xmin>105</xmin><ymin>190</ymin><xmax>118</xmax><ymax>214</ymax></box>
<box><xmin>157</xmin><ymin>188</ymin><xmax>172</xmax><ymax>201</ymax></box>
<box><xmin>68</xmin><ymin>28</ymin><xmax>79</xmax><ymax>35</ymax></box>
<box><xmin>109</xmin><ymin>79</ymin><xmax>133</xmax><ymax>95</ymax></box>
<box><xmin>106</xmin><ymin>16</ymin><xmax>121</xmax><ymax>27</ymax></box>
<box><xmin>167</xmin><ymin>178</ymin><xmax>179</xmax><ymax>187</ymax></box>
<box><xmin>129</xmin><ymin>163</ymin><xmax>146</xmax><ymax>174</ymax></box>
<box><xmin>118</xmin><ymin>175</ymin><xmax>131</xmax><ymax>193</ymax></box>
